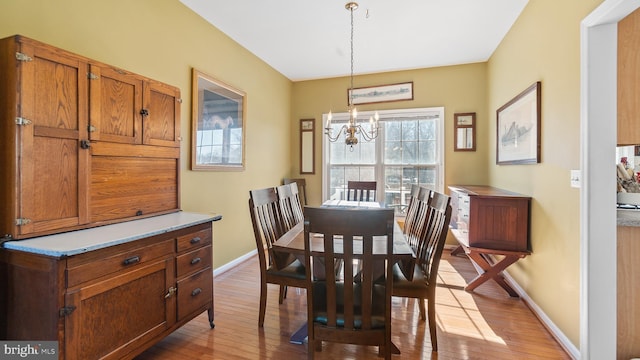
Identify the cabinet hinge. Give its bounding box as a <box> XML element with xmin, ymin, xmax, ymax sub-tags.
<box><xmin>88</xmin><ymin>125</ymin><xmax>97</xmax><ymax>132</ymax></box>
<box><xmin>15</xmin><ymin>52</ymin><xmax>33</xmax><ymax>62</ymax></box>
<box><xmin>88</xmin><ymin>72</ymin><xmax>99</xmax><ymax>80</ymax></box>
<box><xmin>15</xmin><ymin>218</ymin><xmax>32</xmax><ymax>226</ymax></box>
<box><xmin>15</xmin><ymin>117</ymin><xmax>32</xmax><ymax>126</ymax></box>
<box><xmin>0</xmin><ymin>234</ymin><xmax>13</xmax><ymax>247</ymax></box>
<box><xmin>59</xmin><ymin>306</ymin><xmax>77</xmax><ymax>317</ymax></box>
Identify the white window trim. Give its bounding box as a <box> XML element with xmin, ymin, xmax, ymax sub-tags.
<box><xmin>321</xmin><ymin>107</ymin><xmax>445</xmax><ymax>202</ymax></box>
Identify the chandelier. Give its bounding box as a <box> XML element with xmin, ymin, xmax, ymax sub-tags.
<box><xmin>325</xmin><ymin>2</ymin><xmax>380</xmax><ymax>149</ymax></box>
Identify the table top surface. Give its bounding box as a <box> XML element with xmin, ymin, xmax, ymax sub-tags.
<box><xmin>274</xmin><ymin>201</ymin><xmax>412</xmax><ymax>259</ymax></box>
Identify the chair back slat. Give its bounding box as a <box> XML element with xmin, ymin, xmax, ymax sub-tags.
<box><xmin>416</xmin><ymin>194</ymin><xmax>452</xmax><ymax>282</ymax></box>
<box><xmin>249</xmin><ymin>187</ymin><xmax>288</xmax><ymax>270</ymax></box>
<box><xmin>277</xmin><ymin>183</ymin><xmax>304</xmax><ymax>231</ymax></box>
<box><xmin>283</xmin><ymin>178</ymin><xmax>308</xmax><ymax>206</ymax></box>
<box><xmin>346</xmin><ymin>181</ymin><xmax>377</xmax><ymax>201</ymax></box>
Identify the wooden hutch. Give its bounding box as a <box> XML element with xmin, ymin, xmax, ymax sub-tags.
<box><xmin>0</xmin><ymin>35</ymin><xmax>218</xmax><ymax>359</ymax></box>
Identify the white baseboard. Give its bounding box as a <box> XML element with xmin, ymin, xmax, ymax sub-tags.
<box><xmin>213</xmin><ymin>249</ymin><xmax>257</xmax><ymax>276</ymax></box>
<box><xmin>443</xmin><ymin>245</ymin><xmax>579</xmax><ymax>359</ymax></box>
<box><xmin>499</xmin><ymin>265</ymin><xmax>580</xmax><ymax>359</ymax></box>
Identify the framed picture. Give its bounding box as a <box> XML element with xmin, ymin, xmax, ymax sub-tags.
<box><xmin>191</xmin><ymin>69</ymin><xmax>246</xmax><ymax>171</ymax></box>
<box><xmin>300</xmin><ymin>119</ymin><xmax>315</xmax><ymax>174</ymax></box>
<box><xmin>347</xmin><ymin>82</ymin><xmax>413</xmax><ymax>105</ymax></box>
<box><xmin>496</xmin><ymin>82</ymin><xmax>541</xmax><ymax>165</ymax></box>
<box><xmin>454</xmin><ymin>112</ymin><xmax>476</xmax><ymax>152</ymax></box>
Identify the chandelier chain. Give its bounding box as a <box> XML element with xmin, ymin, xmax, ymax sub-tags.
<box><xmin>350</xmin><ymin>4</ymin><xmax>354</xmax><ymax>106</ymax></box>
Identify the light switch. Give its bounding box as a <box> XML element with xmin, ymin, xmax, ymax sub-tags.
<box><xmin>570</xmin><ymin>169</ymin><xmax>581</xmax><ymax>188</ymax></box>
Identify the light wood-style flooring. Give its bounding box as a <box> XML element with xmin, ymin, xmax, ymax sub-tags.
<box><xmin>136</xmin><ymin>250</ymin><xmax>571</xmax><ymax>359</ymax></box>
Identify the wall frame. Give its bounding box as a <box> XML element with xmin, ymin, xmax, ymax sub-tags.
<box><xmin>496</xmin><ymin>81</ymin><xmax>541</xmax><ymax>165</ymax></box>
<box><xmin>454</xmin><ymin>112</ymin><xmax>476</xmax><ymax>151</ymax></box>
<box><xmin>347</xmin><ymin>82</ymin><xmax>413</xmax><ymax>105</ymax></box>
<box><xmin>300</xmin><ymin>119</ymin><xmax>315</xmax><ymax>174</ymax></box>
<box><xmin>191</xmin><ymin>69</ymin><xmax>246</xmax><ymax>171</ymax></box>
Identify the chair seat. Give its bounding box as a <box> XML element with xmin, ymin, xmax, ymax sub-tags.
<box><xmin>267</xmin><ymin>258</ymin><xmax>306</xmax><ymax>279</ymax></box>
<box><xmin>391</xmin><ymin>263</ymin><xmax>430</xmax><ymax>295</ymax></box>
<box><xmin>311</xmin><ymin>281</ymin><xmax>387</xmax><ymax>329</ymax></box>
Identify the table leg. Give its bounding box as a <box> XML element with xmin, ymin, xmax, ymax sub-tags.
<box><xmin>466</xmin><ymin>251</ymin><xmax>521</xmax><ymax>297</ymax></box>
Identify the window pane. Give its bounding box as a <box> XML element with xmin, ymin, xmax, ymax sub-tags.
<box><xmin>325</xmin><ymin>109</ymin><xmax>442</xmax><ymax>209</ymax></box>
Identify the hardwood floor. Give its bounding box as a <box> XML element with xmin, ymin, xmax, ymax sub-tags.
<box><xmin>136</xmin><ymin>250</ymin><xmax>571</xmax><ymax>360</ymax></box>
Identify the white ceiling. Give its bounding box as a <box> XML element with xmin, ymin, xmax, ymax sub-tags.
<box><xmin>179</xmin><ymin>0</ymin><xmax>529</xmax><ymax>81</ymax></box>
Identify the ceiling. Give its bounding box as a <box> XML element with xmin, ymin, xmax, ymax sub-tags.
<box><xmin>179</xmin><ymin>0</ymin><xmax>529</xmax><ymax>81</ymax></box>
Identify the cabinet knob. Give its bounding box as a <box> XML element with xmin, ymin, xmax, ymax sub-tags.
<box><xmin>190</xmin><ymin>257</ymin><xmax>201</xmax><ymax>265</ymax></box>
<box><xmin>191</xmin><ymin>288</ymin><xmax>202</xmax><ymax>297</ymax></box>
<box><xmin>80</xmin><ymin>140</ymin><xmax>91</xmax><ymax>149</ymax></box>
<box><xmin>140</xmin><ymin>109</ymin><xmax>149</xmax><ymax>117</ymax></box>
<box><xmin>190</xmin><ymin>237</ymin><xmax>201</xmax><ymax>245</ymax></box>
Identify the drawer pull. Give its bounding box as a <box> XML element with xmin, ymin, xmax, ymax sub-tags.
<box><xmin>190</xmin><ymin>236</ymin><xmax>201</xmax><ymax>245</ymax></box>
<box><xmin>123</xmin><ymin>256</ymin><xmax>140</xmax><ymax>266</ymax></box>
<box><xmin>191</xmin><ymin>288</ymin><xmax>202</xmax><ymax>297</ymax></box>
<box><xmin>190</xmin><ymin>257</ymin><xmax>201</xmax><ymax>265</ymax></box>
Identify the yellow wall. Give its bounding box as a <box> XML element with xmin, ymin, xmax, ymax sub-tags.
<box><xmin>291</xmin><ymin>63</ymin><xmax>490</xmax><ymax>205</ymax></box>
<box><xmin>0</xmin><ymin>0</ymin><xmax>294</xmax><ymax>268</ymax></box>
<box><xmin>486</xmin><ymin>0</ymin><xmax>603</xmax><ymax>347</ymax></box>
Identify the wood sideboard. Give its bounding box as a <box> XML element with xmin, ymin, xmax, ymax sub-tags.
<box><xmin>0</xmin><ymin>212</ymin><xmax>219</xmax><ymax>360</ymax></box>
<box><xmin>449</xmin><ymin>185</ymin><xmax>531</xmax><ymax>252</ymax></box>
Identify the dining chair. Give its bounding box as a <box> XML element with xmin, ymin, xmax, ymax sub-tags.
<box><xmin>303</xmin><ymin>206</ymin><xmax>395</xmax><ymax>359</ymax></box>
<box><xmin>346</xmin><ymin>180</ymin><xmax>377</xmax><ymax>201</ymax></box>
<box><xmin>391</xmin><ymin>191</ymin><xmax>452</xmax><ymax>351</ymax></box>
<box><xmin>277</xmin><ymin>182</ymin><xmax>304</xmax><ymax>231</ymax></box>
<box><xmin>402</xmin><ymin>186</ymin><xmax>433</xmax><ymax>254</ymax></box>
<box><xmin>283</xmin><ymin>178</ymin><xmax>308</xmax><ymax>206</ymax></box>
<box><xmin>249</xmin><ymin>187</ymin><xmax>306</xmax><ymax>327</ymax></box>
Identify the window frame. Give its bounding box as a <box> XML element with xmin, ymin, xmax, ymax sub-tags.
<box><xmin>321</xmin><ymin>107</ymin><xmax>445</xmax><ymax>203</ymax></box>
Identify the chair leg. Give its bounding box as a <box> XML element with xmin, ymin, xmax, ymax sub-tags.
<box><xmin>418</xmin><ymin>298</ymin><xmax>426</xmax><ymax>321</ymax></box>
<box><xmin>428</xmin><ymin>297</ymin><xmax>438</xmax><ymax>351</ymax></box>
<box><xmin>278</xmin><ymin>285</ymin><xmax>287</xmax><ymax>304</ymax></box>
<box><xmin>259</xmin><ymin>281</ymin><xmax>267</xmax><ymax>327</ymax></box>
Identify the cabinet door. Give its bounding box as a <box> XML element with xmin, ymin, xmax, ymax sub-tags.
<box><xmin>618</xmin><ymin>8</ymin><xmax>640</xmax><ymax>145</ymax></box>
<box><xmin>17</xmin><ymin>40</ymin><xmax>90</xmax><ymax>236</ymax></box>
<box><xmin>64</xmin><ymin>257</ymin><xmax>176</xmax><ymax>360</ymax></box>
<box><xmin>143</xmin><ymin>80</ymin><xmax>181</xmax><ymax>147</ymax></box>
<box><xmin>89</xmin><ymin>65</ymin><xmax>143</xmax><ymax>145</ymax></box>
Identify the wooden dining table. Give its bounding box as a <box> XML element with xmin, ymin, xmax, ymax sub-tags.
<box><xmin>272</xmin><ymin>200</ymin><xmax>416</xmax><ymax>351</ymax></box>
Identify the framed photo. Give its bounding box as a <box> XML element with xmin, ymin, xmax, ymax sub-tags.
<box><xmin>454</xmin><ymin>112</ymin><xmax>476</xmax><ymax>152</ymax></box>
<box><xmin>348</xmin><ymin>82</ymin><xmax>413</xmax><ymax>105</ymax></box>
<box><xmin>496</xmin><ymin>82</ymin><xmax>541</xmax><ymax>165</ymax></box>
<box><xmin>191</xmin><ymin>69</ymin><xmax>246</xmax><ymax>171</ymax></box>
<box><xmin>300</xmin><ymin>119</ymin><xmax>315</xmax><ymax>174</ymax></box>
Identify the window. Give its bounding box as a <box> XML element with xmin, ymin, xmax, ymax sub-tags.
<box><xmin>322</xmin><ymin>107</ymin><xmax>445</xmax><ymax>211</ymax></box>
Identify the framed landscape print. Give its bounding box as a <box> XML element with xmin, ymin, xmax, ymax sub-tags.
<box><xmin>191</xmin><ymin>69</ymin><xmax>246</xmax><ymax>171</ymax></box>
<box><xmin>496</xmin><ymin>81</ymin><xmax>541</xmax><ymax>165</ymax></box>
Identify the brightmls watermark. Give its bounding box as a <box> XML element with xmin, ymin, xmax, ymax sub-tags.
<box><xmin>1</xmin><ymin>341</ymin><xmax>58</xmax><ymax>359</ymax></box>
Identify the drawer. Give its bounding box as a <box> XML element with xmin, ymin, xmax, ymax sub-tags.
<box><xmin>177</xmin><ymin>267</ymin><xmax>213</xmax><ymax>320</ymax></box>
<box><xmin>66</xmin><ymin>239</ymin><xmax>174</xmax><ymax>288</ymax></box>
<box><xmin>176</xmin><ymin>245</ymin><xmax>212</xmax><ymax>278</ymax></box>
<box><xmin>176</xmin><ymin>227</ymin><xmax>212</xmax><ymax>253</ymax></box>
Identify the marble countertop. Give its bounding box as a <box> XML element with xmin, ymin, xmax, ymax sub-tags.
<box><xmin>1</xmin><ymin>211</ymin><xmax>222</xmax><ymax>257</ymax></box>
<box><xmin>618</xmin><ymin>209</ymin><xmax>640</xmax><ymax>226</ymax></box>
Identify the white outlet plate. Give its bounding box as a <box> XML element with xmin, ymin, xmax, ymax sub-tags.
<box><xmin>570</xmin><ymin>169</ymin><xmax>581</xmax><ymax>188</ymax></box>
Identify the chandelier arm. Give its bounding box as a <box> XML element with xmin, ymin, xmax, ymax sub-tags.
<box><xmin>324</xmin><ymin>124</ymin><xmax>350</xmax><ymax>142</ymax></box>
